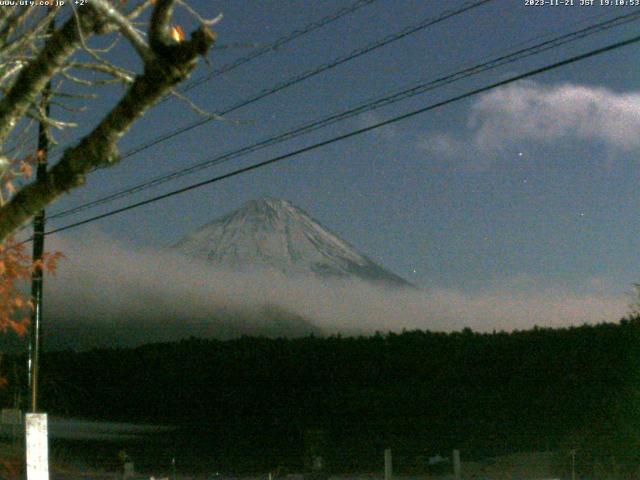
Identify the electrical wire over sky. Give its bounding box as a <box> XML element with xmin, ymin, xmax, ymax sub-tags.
<box><xmin>47</xmin><ymin>9</ymin><xmax>640</xmax><ymax>222</ymax></box>
<box><xmin>176</xmin><ymin>0</ymin><xmax>380</xmax><ymax>95</ymax></box>
<box><xmin>35</xmin><ymin>31</ymin><xmax>640</xmax><ymax>240</ymax></box>
<box><xmin>117</xmin><ymin>0</ymin><xmax>495</xmax><ymax>158</ymax></box>
<box><xmin>47</xmin><ymin>0</ymin><xmax>493</xmax><ymax>166</ymax></box>
<box><xmin>41</xmin><ymin>0</ymin><xmax>378</xmax><ymax>161</ymax></box>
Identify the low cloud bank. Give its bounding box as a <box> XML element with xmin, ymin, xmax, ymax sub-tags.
<box><xmin>42</xmin><ymin>231</ymin><xmax>628</xmax><ymax>348</ymax></box>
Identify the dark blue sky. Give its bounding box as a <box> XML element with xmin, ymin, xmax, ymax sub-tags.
<box><xmin>47</xmin><ymin>0</ymin><xmax>640</xmax><ymax>325</ymax></box>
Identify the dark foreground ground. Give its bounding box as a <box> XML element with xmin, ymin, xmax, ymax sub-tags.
<box><xmin>0</xmin><ymin>436</ymin><xmax>597</xmax><ymax>480</ymax></box>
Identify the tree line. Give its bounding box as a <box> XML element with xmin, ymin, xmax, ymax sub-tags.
<box><xmin>3</xmin><ymin>318</ymin><xmax>639</xmax><ymax>474</ymax></box>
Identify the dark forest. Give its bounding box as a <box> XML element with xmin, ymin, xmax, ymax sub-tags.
<box><xmin>3</xmin><ymin>318</ymin><xmax>639</xmax><ymax>474</ymax></box>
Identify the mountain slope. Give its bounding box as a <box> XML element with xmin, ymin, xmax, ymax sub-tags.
<box><xmin>0</xmin><ymin>305</ymin><xmax>324</xmax><ymax>353</ymax></box>
<box><xmin>173</xmin><ymin>198</ymin><xmax>411</xmax><ymax>287</ymax></box>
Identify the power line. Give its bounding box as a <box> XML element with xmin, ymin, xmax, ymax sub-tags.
<box><xmin>38</xmin><ymin>32</ymin><xmax>640</xmax><ymax>239</ymax></box>
<box><xmin>42</xmin><ymin>0</ymin><xmax>378</xmax><ymax>161</ymax></box>
<box><xmin>100</xmin><ymin>0</ymin><xmax>494</xmax><ymax>160</ymax></box>
<box><xmin>47</xmin><ymin>0</ymin><xmax>490</xmax><ymax>166</ymax></box>
<box><xmin>176</xmin><ymin>0</ymin><xmax>379</xmax><ymax>94</ymax></box>
<box><xmin>47</xmin><ymin>9</ymin><xmax>640</xmax><ymax>222</ymax></box>
<box><xmin>47</xmin><ymin>0</ymin><xmax>495</xmax><ymax>220</ymax></box>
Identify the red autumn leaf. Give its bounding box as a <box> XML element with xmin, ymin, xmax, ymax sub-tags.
<box><xmin>19</xmin><ymin>162</ymin><xmax>33</xmax><ymax>178</ymax></box>
<box><xmin>0</xmin><ymin>236</ymin><xmax>62</xmax><ymax>339</ymax></box>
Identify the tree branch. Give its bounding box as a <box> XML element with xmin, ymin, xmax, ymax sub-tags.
<box><xmin>89</xmin><ymin>0</ymin><xmax>154</xmax><ymax>63</ymax></box>
<box><xmin>0</xmin><ymin>8</ymin><xmax>57</xmax><ymax>60</ymax></box>
<box><xmin>150</xmin><ymin>0</ymin><xmax>177</xmax><ymax>49</ymax></box>
<box><xmin>0</xmin><ymin>10</ymin><xmax>102</xmax><ymax>145</ymax></box>
<box><xmin>0</xmin><ymin>22</ymin><xmax>216</xmax><ymax>242</ymax></box>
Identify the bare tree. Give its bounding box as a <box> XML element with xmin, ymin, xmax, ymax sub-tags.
<box><xmin>0</xmin><ymin>2</ymin><xmax>218</xmax><ymax>243</ymax></box>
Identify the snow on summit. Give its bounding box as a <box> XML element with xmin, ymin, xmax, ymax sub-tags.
<box><xmin>173</xmin><ymin>198</ymin><xmax>411</xmax><ymax>287</ymax></box>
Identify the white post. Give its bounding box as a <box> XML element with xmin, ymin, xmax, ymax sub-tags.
<box><xmin>25</xmin><ymin>413</ymin><xmax>49</xmax><ymax>480</ymax></box>
<box><xmin>453</xmin><ymin>449</ymin><xmax>461</xmax><ymax>480</ymax></box>
<box><xmin>384</xmin><ymin>448</ymin><xmax>393</xmax><ymax>480</ymax></box>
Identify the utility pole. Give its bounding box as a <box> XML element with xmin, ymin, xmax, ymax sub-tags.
<box><xmin>28</xmin><ymin>132</ymin><xmax>46</xmax><ymax>412</ymax></box>
<box><xmin>384</xmin><ymin>448</ymin><xmax>393</xmax><ymax>480</ymax></box>
<box><xmin>25</xmin><ymin>17</ymin><xmax>55</xmax><ymax>480</ymax></box>
<box><xmin>28</xmin><ymin>16</ymin><xmax>54</xmax><ymax>415</ymax></box>
<box><xmin>29</xmin><ymin>84</ymin><xmax>50</xmax><ymax>413</ymax></box>
<box><xmin>453</xmin><ymin>449</ymin><xmax>461</xmax><ymax>480</ymax></box>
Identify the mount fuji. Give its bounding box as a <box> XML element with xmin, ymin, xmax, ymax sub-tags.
<box><xmin>7</xmin><ymin>199</ymin><xmax>411</xmax><ymax>352</ymax></box>
<box><xmin>173</xmin><ymin>198</ymin><xmax>411</xmax><ymax>288</ymax></box>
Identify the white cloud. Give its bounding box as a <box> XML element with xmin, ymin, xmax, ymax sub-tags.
<box><xmin>41</xmin><ymin>230</ymin><xmax>628</xmax><ymax>349</ymax></box>
<box><xmin>417</xmin><ymin>132</ymin><xmax>467</xmax><ymax>158</ymax></box>
<box><xmin>471</xmin><ymin>80</ymin><xmax>640</xmax><ymax>152</ymax></box>
<box><xmin>420</xmin><ymin>81</ymin><xmax>640</xmax><ymax>163</ymax></box>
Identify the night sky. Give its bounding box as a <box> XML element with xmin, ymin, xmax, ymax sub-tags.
<box><xmin>40</xmin><ymin>0</ymin><xmax>640</xmax><ymax>332</ymax></box>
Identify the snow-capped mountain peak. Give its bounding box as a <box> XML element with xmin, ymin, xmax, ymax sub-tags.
<box><xmin>173</xmin><ymin>198</ymin><xmax>410</xmax><ymax>287</ymax></box>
